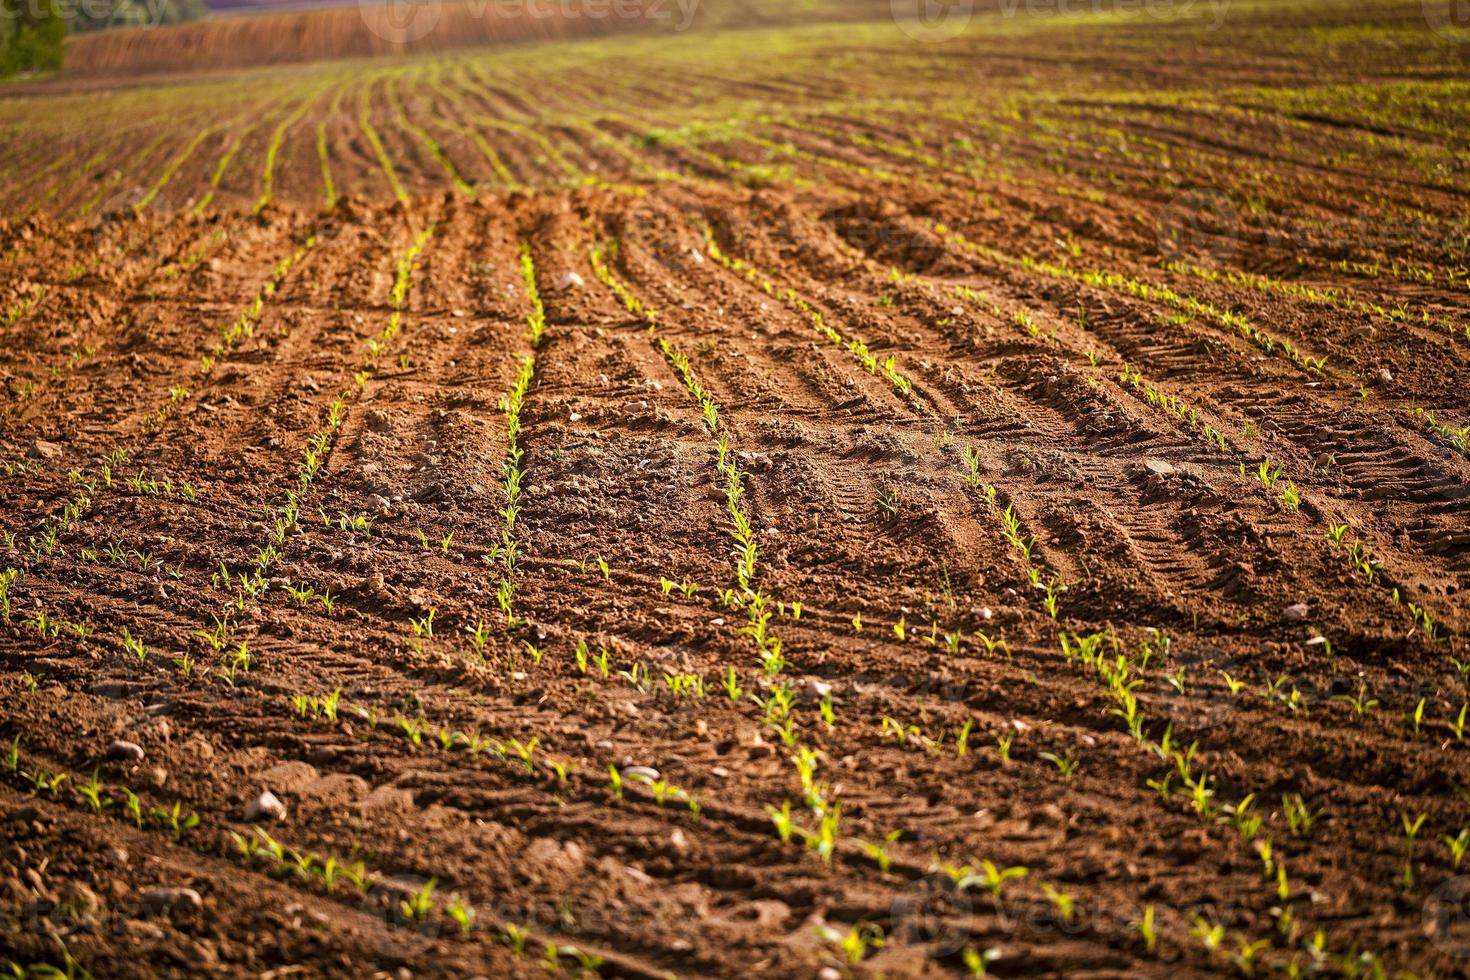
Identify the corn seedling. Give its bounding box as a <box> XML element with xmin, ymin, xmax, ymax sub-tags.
<box><xmin>1435</xmin><ymin>826</ymin><xmax>1470</xmax><ymax>869</ymax></box>
<box><xmin>996</xmin><ymin>732</ymin><xmax>1014</xmax><ymax>763</ymax></box>
<box><xmin>1037</xmin><ymin>750</ymin><xmax>1079</xmax><ymax>781</ymax></box>
<box><xmin>0</xmin><ymin>567</ymin><xmax>19</xmax><ymax>620</ymax></box>
<box><xmin>152</xmin><ymin>800</ymin><xmax>200</xmax><ymax>841</ymax></box>
<box><xmin>1402</xmin><ymin>811</ymin><xmax>1427</xmax><ymax>889</ymax></box>
<box><xmin>823</xmin><ymin>921</ymin><xmax>884</xmax><ymax>965</ymax></box>
<box><xmin>1134</xmin><ymin>905</ymin><xmax>1158</xmax><ymax>952</ymax></box>
<box><xmin>439</xmin><ymin>896</ymin><xmax>473</xmax><ymax>937</ymax></box>
<box><xmin>1281</xmin><ymin>794</ymin><xmax>1320</xmax><ymax>838</ymax></box>
<box><xmin>1221</xmin><ymin>794</ymin><xmax>1262</xmax><ymax>841</ymax></box>
<box><xmin>500</xmin><ymin>923</ymin><xmax>530</xmax><ymax>955</ymax></box>
<box><xmin>963</xmin><ymin>947</ymin><xmax>1002</xmax><ymax>977</ymax></box>
<box><xmin>400</xmin><ymin>879</ymin><xmax>437</xmax><ymax>922</ymax></box>
<box><xmin>73</xmin><ymin>770</ymin><xmax>111</xmax><ymax>813</ymax></box>
<box><xmin>1041</xmin><ymin>882</ymin><xmax>1075</xmax><ymax>925</ymax></box>
<box><xmin>120</xmin><ymin>627</ymin><xmax>146</xmax><ymax>661</ymax></box>
<box><xmin>1332</xmin><ymin>682</ymin><xmax>1378</xmax><ymax>720</ymax></box>
<box><xmin>858</xmin><ymin>829</ymin><xmax>903</xmax><ymax>873</ymax></box>
<box><xmin>977</xmin><ymin>860</ymin><xmax>1028</xmax><ymax>897</ymax></box>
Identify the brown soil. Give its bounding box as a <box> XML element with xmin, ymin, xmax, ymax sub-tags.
<box><xmin>1</xmin><ymin>0</ymin><xmax>1469</xmax><ymax>977</ymax></box>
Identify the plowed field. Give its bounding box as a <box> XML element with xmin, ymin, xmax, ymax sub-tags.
<box><xmin>2</xmin><ymin>0</ymin><xmax>1469</xmax><ymax>976</ymax></box>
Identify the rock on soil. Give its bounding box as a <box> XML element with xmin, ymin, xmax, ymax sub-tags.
<box><xmin>244</xmin><ymin>790</ymin><xmax>287</xmax><ymax>822</ymax></box>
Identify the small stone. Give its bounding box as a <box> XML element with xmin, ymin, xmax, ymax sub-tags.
<box><xmin>1376</xmin><ymin>368</ymin><xmax>1393</xmax><ymax>384</ymax></box>
<box><xmin>622</xmin><ymin>766</ymin><xmax>660</xmax><ymax>782</ymax></box>
<box><xmin>1144</xmin><ymin>459</ymin><xmax>1177</xmax><ymax>476</ymax></box>
<box><xmin>557</xmin><ymin>271</ymin><xmax>585</xmax><ymax>290</ymax></box>
<box><xmin>1283</xmin><ymin>603</ymin><xmax>1310</xmax><ymax>623</ymax></box>
<box><xmin>140</xmin><ymin>887</ymin><xmax>202</xmax><ymax>913</ymax></box>
<box><xmin>622</xmin><ymin>399</ymin><xmax>649</xmax><ymax>411</ymax></box>
<box><xmin>670</xmin><ymin>829</ymin><xmax>689</xmax><ymax>851</ymax></box>
<box><xmin>134</xmin><ymin>717</ymin><xmax>170</xmax><ymax>741</ymax></box>
<box><xmin>107</xmin><ymin>740</ymin><xmax>145</xmax><ymax>763</ymax></box>
<box><xmin>797</xmin><ymin>677</ymin><xmax>832</xmax><ymax>700</ymax></box>
<box><xmin>244</xmin><ymin>791</ymin><xmax>287</xmax><ymax>823</ymax></box>
<box><xmin>28</xmin><ymin>439</ymin><xmax>61</xmax><ymax>460</ymax></box>
<box><xmin>569</xmin><ymin>412</ymin><xmax>582</xmax><ymax>422</ymax></box>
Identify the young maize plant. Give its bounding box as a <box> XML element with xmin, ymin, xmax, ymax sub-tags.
<box><xmin>489</xmin><ymin>352</ymin><xmax>537</xmax><ymax>632</ymax></box>
<box><xmin>519</xmin><ymin>243</ymin><xmax>547</xmax><ymax>347</ymax></box>
<box><xmin>1405</xmin><ymin>405</ymin><xmax>1470</xmax><ymax>458</ymax></box>
<box><xmin>357</xmin><ymin>78</ymin><xmax>410</xmax><ymax>205</ymax></box>
<box><xmin>961</xmin><ymin>453</ymin><xmax>1066</xmax><ymax>619</ymax></box>
<box><xmin>17</xmin><ymin>228</ymin><xmax>317</xmax><ymax>568</ymax></box>
<box><xmin>1168</xmin><ymin>257</ymin><xmax>1467</xmax><ymax>349</ymax></box>
<box><xmin>191</xmin><ymin>100</ymin><xmax>283</xmax><ymax>216</ymax></box>
<box><xmin>1324</xmin><ymin>520</ymin><xmax>1442</xmax><ymax>642</ymax></box>
<box><xmin>253</xmin><ymin>79</ymin><xmax>333</xmax><ymax>214</ymax></box>
<box><xmin>0</xmin><ymin>283</ymin><xmax>45</xmax><ymax>329</ymax></box>
<box><xmin>214</xmin><ymin>224</ymin><xmax>434</xmax><ymax>669</ymax></box>
<box><xmin>0</xmin><ymin>566</ymin><xmax>19</xmax><ymax>621</ymax></box>
<box><xmin>704</xmin><ymin>230</ymin><xmax>917</xmax><ymax>402</ymax></box>
<box><xmin>589</xmin><ymin>241</ymin><xmax>658</xmax><ymax>329</ymax></box>
<box><xmin>1117</xmin><ymin>363</ymin><xmax>1231</xmax><ymax>452</ymax></box>
<box><xmin>231</xmin><ymin>826</ymin><xmax>374</xmax><ymax>897</ymax></box>
<box><xmin>384</xmin><ymin>74</ymin><xmax>475</xmax><ymax>198</ymax></box>
<box><xmin>654</xmin><ymin>331</ymin><xmax>786</xmax><ymax>675</ymax></box>
<box><xmin>473</xmin><ymin>243</ymin><xmax>550</xmax><ymax>643</ymax></box>
<box><xmin>940</xmin><ymin>224</ymin><xmax>1331</xmax><ymax>376</ymax></box>
<box><xmin>1059</xmin><ymin>628</ymin><xmax>1389</xmax><ymax>970</ymax></box>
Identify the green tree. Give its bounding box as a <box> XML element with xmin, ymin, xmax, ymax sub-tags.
<box><xmin>0</xmin><ymin>0</ymin><xmax>66</xmax><ymax>78</ymax></box>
